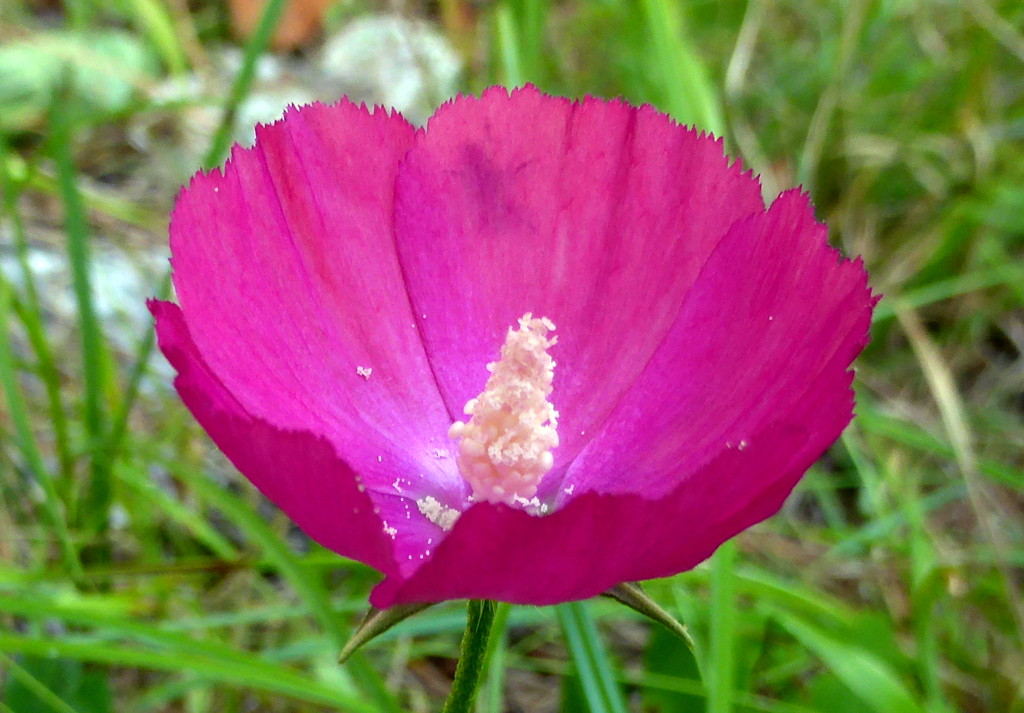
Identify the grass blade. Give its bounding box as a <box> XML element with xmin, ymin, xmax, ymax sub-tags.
<box><xmin>114</xmin><ymin>460</ymin><xmax>237</xmax><ymax>560</ymax></box>
<box><xmin>769</xmin><ymin>609</ymin><xmax>924</xmax><ymax>713</ymax></box>
<box><xmin>871</xmin><ymin>265</ymin><xmax>1022</xmax><ymax>324</ymax></box>
<box><xmin>167</xmin><ymin>459</ymin><xmax>341</xmax><ymax>637</ymax></box>
<box><xmin>855</xmin><ymin>401</ymin><xmax>1024</xmax><ymax>493</ymax></box>
<box><xmin>556</xmin><ymin>601</ymin><xmax>627</xmax><ymax>713</ymax></box>
<box><xmin>495</xmin><ymin>3</ymin><xmax>524</xmax><ymax>87</ymax></box>
<box><xmin>48</xmin><ymin>78</ymin><xmax>109</xmax><ymax>537</ymax></box>
<box><xmin>165</xmin><ymin>455</ymin><xmax>401</xmax><ymax>713</ymax></box>
<box><xmin>50</xmin><ymin>86</ymin><xmax>105</xmax><ymax>440</ymax></box>
<box><xmin>0</xmin><ymin>276</ymin><xmax>82</xmax><ymax>579</ymax></box>
<box><xmin>639</xmin><ymin>0</ymin><xmax>725</xmax><ymax>137</ymax></box>
<box><xmin>101</xmin><ymin>269</ymin><xmax>170</xmax><ymax>470</ymax></box>
<box><xmin>795</xmin><ymin>0</ymin><xmax>869</xmax><ymax>193</ymax></box>
<box><xmin>708</xmin><ymin>540</ymin><xmax>737</xmax><ymax>713</ymax></box>
<box><xmin>0</xmin><ymin>590</ymin><xmax>378</xmax><ymax>711</ymax></box>
<box><xmin>111</xmin><ymin>0</ymin><xmax>284</xmax><ymax>462</ymax></box>
<box><xmin>125</xmin><ymin>0</ymin><xmax>187</xmax><ymax>74</ymax></box>
<box><xmin>481</xmin><ymin>602</ymin><xmax>511</xmax><ymax>713</ymax></box>
<box><xmin>202</xmin><ymin>0</ymin><xmax>286</xmax><ymax>169</ymax></box>
<box><xmin>518</xmin><ymin>0</ymin><xmax>546</xmax><ymax>82</ymax></box>
<box><xmin>0</xmin><ymin>652</ymin><xmax>82</xmax><ymax>713</ymax></box>
<box><xmin>0</xmin><ymin>143</ymin><xmax>74</xmax><ymax>489</ymax></box>
<box><xmin>897</xmin><ymin>305</ymin><xmax>1024</xmax><ymax>645</ymax></box>
<box><xmin>0</xmin><ymin>632</ymin><xmax>372</xmax><ymax>711</ymax></box>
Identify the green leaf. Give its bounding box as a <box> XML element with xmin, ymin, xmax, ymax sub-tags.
<box><xmin>601</xmin><ymin>582</ymin><xmax>695</xmax><ymax>653</ymax></box>
<box><xmin>642</xmin><ymin>626</ymin><xmax>703</xmax><ymax>713</ymax></box>
<box><xmin>338</xmin><ymin>603</ymin><xmax>437</xmax><ymax>663</ymax></box>
<box><xmin>769</xmin><ymin>610</ymin><xmax>924</xmax><ymax>713</ymax></box>
<box><xmin>806</xmin><ymin>674</ymin><xmax>877</xmax><ymax>713</ymax></box>
<box><xmin>1</xmin><ymin>653</ymin><xmax>112</xmax><ymax>713</ymax></box>
<box><xmin>2</xmin><ymin>654</ymin><xmax>91</xmax><ymax>713</ymax></box>
<box><xmin>734</xmin><ymin>567</ymin><xmax>857</xmax><ymax>629</ymax></box>
<box><xmin>0</xmin><ymin>31</ymin><xmax>156</xmax><ymax>131</ymax></box>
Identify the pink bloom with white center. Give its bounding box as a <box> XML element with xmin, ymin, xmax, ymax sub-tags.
<box><xmin>151</xmin><ymin>85</ymin><xmax>875</xmax><ymax>608</ymax></box>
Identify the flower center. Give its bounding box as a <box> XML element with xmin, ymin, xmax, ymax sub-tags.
<box><xmin>447</xmin><ymin>313</ymin><xmax>559</xmax><ymax>506</ymax></box>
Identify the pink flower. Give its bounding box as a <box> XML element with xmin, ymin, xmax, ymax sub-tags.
<box><xmin>151</xmin><ymin>85</ymin><xmax>874</xmax><ymax>608</ymax></box>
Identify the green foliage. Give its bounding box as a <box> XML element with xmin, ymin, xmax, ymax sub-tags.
<box><xmin>0</xmin><ymin>31</ymin><xmax>157</xmax><ymax>132</ymax></box>
<box><xmin>557</xmin><ymin>602</ymin><xmax>628</xmax><ymax>713</ymax></box>
<box><xmin>2</xmin><ymin>654</ymin><xmax>111</xmax><ymax>713</ymax></box>
<box><xmin>643</xmin><ymin>626</ymin><xmax>703</xmax><ymax>713</ymax></box>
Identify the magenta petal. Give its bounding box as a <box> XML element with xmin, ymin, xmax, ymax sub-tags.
<box><xmin>156</xmin><ymin>87</ymin><xmax>877</xmax><ymax>607</ymax></box>
<box><xmin>393</xmin><ymin>86</ymin><xmax>765</xmax><ymax>469</ymax></box>
<box><xmin>169</xmin><ymin>101</ymin><xmax>463</xmax><ymax>504</ymax></box>
<box><xmin>367</xmin><ymin>190</ymin><xmax>874</xmax><ymax>607</ymax></box>
<box><xmin>563</xmin><ymin>189</ymin><xmax>875</xmax><ymax>499</ymax></box>
<box><xmin>370</xmin><ymin>375</ymin><xmax>844</xmax><ymax>606</ymax></box>
<box><xmin>150</xmin><ymin>300</ymin><xmax>397</xmax><ymax>576</ymax></box>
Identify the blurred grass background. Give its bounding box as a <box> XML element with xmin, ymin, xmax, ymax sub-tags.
<box><xmin>0</xmin><ymin>0</ymin><xmax>1022</xmax><ymax>711</ymax></box>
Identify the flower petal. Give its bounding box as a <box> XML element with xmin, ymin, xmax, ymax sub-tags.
<box><xmin>150</xmin><ymin>300</ymin><xmax>398</xmax><ymax>575</ymax></box>
<box><xmin>562</xmin><ymin>189</ymin><xmax>874</xmax><ymax>500</ymax></box>
<box><xmin>393</xmin><ymin>86</ymin><xmax>765</xmax><ymax>470</ymax></box>
<box><xmin>368</xmin><ymin>190</ymin><xmax>874</xmax><ymax>607</ymax></box>
<box><xmin>369</xmin><ymin>359</ymin><xmax>851</xmax><ymax>606</ymax></box>
<box><xmin>169</xmin><ymin>100</ymin><xmax>464</xmax><ymax>506</ymax></box>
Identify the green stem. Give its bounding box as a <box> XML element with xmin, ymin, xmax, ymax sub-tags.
<box><xmin>442</xmin><ymin>600</ymin><xmax>498</xmax><ymax>713</ymax></box>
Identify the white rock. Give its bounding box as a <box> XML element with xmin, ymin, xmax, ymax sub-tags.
<box><xmin>321</xmin><ymin>14</ymin><xmax>462</xmax><ymax>125</ymax></box>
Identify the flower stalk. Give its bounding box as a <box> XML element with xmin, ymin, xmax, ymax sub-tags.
<box><xmin>442</xmin><ymin>600</ymin><xmax>499</xmax><ymax>713</ymax></box>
